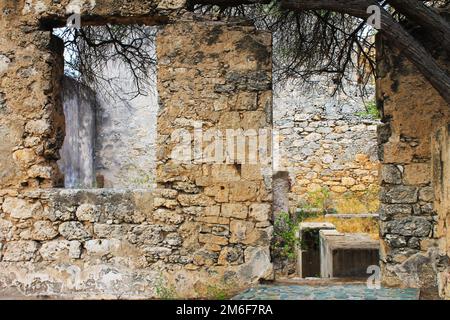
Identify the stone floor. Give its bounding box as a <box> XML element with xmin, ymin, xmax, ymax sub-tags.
<box><xmin>232</xmin><ymin>284</ymin><xmax>419</xmax><ymax>300</ymax></box>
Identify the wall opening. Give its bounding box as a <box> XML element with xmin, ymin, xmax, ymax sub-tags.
<box><xmin>53</xmin><ymin>24</ymin><xmax>159</xmax><ymax>189</ymax></box>
<box><xmin>273</xmin><ymin>71</ymin><xmax>381</xmax><ymax>278</ymax></box>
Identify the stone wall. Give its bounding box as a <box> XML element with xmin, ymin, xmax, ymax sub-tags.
<box><xmin>155</xmin><ymin>20</ymin><xmax>274</xmax><ymax>290</ymax></box>
<box><xmin>377</xmin><ymin>34</ymin><xmax>450</xmax><ymax>295</ymax></box>
<box><xmin>58</xmin><ymin>76</ymin><xmax>97</xmax><ymax>188</ymax></box>
<box><xmin>93</xmin><ymin>36</ymin><xmax>158</xmax><ymax>189</ymax></box>
<box><xmin>432</xmin><ymin>124</ymin><xmax>450</xmax><ymax>299</ymax></box>
<box><xmin>59</xmin><ymin>73</ymin><xmax>159</xmax><ymax>189</ymax></box>
<box><xmin>274</xmin><ymin>78</ymin><xmax>379</xmax><ymax>212</ymax></box>
<box><xmin>0</xmin><ymin>1</ymin><xmax>274</xmax><ymax>298</ymax></box>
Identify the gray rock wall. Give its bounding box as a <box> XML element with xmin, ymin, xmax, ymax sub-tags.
<box><xmin>273</xmin><ymin>77</ymin><xmax>379</xmax><ymax>210</ymax></box>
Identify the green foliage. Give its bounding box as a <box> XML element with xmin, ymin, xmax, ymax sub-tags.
<box><xmin>206</xmin><ymin>285</ymin><xmax>230</xmax><ymax>300</ymax></box>
<box><xmin>155</xmin><ymin>277</ymin><xmax>177</xmax><ymax>300</ymax></box>
<box><xmin>300</xmin><ymin>187</ymin><xmax>334</xmax><ymax>214</ymax></box>
<box><xmin>273</xmin><ymin>212</ymin><xmax>300</xmax><ymax>261</ymax></box>
<box><xmin>357</xmin><ymin>100</ymin><xmax>380</xmax><ymax>119</ymax></box>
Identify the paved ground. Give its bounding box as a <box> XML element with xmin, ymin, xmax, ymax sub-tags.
<box><xmin>232</xmin><ymin>284</ymin><xmax>419</xmax><ymax>300</ymax></box>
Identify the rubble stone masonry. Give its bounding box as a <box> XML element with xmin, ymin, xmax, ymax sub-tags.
<box><xmin>0</xmin><ymin>1</ymin><xmax>273</xmax><ymax>298</ymax></box>
<box><xmin>274</xmin><ymin>79</ymin><xmax>379</xmax><ymax>211</ymax></box>
<box><xmin>377</xmin><ymin>34</ymin><xmax>450</xmax><ymax>296</ymax></box>
<box><xmin>1</xmin><ymin>0</ymin><xmax>449</xmax><ymax>299</ymax></box>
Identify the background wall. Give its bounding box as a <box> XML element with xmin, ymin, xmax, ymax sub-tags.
<box><xmin>273</xmin><ymin>77</ymin><xmax>380</xmax><ymax>213</ymax></box>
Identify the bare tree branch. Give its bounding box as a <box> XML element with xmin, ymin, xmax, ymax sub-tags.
<box><xmin>387</xmin><ymin>0</ymin><xmax>450</xmax><ymax>52</ymax></box>
<box><xmin>281</xmin><ymin>0</ymin><xmax>450</xmax><ymax>105</ymax></box>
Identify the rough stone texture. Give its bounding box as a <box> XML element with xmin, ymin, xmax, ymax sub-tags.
<box><xmin>432</xmin><ymin>125</ymin><xmax>450</xmax><ymax>299</ymax></box>
<box><xmin>0</xmin><ymin>2</ymin><xmax>273</xmax><ymax>298</ymax></box>
<box><xmin>273</xmin><ymin>78</ymin><xmax>379</xmax><ymax>209</ymax></box>
<box><xmin>155</xmin><ymin>20</ymin><xmax>274</xmax><ymax>294</ymax></box>
<box><xmin>376</xmin><ymin>33</ymin><xmax>450</xmax><ymax>296</ymax></box>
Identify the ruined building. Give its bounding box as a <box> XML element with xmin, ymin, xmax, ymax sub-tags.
<box><xmin>0</xmin><ymin>1</ymin><xmax>449</xmax><ymax>299</ymax></box>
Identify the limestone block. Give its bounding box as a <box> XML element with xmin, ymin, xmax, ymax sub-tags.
<box><xmin>249</xmin><ymin>203</ymin><xmax>271</xmax><ymax>222</ymax></box>
<box><xmin>229</xmin><ymin>182</ymin><xmax>258</xmax><ymax>202</ymax></box>
<box><xmin>379</xmin><ymin>204</ymin><xmax>413</xmax><ymax>221</ymax></box>
<box><xmin>85</xmin><ymin>239</ymin><xmax>122</xmax><ymax>256</ymax></box>
<box><xmin>94</xmin><ymin>224</ymin><xmax>132</xmax><ymax>239</ymax></box>
<box><xmin>39</xmin><ymin>240</ymin><xmax>79</xmax><ymax>261</ymax></box>
<box><xmin>25</xmin><ymin>119</ymin><xmax>51</xmax><ymax>136</ymax></box>
<box><xmin>380</xmin><ymin>165</ymin><xmax>402</xmax><ymax>184</ymax></box>
<box><xmin>2</xmin><ymin>197</ymin><xmax>42</xmax><ymax>220</ymax></box>
<box><xmin>218</xmin><ymin>246</ymin><xmax>244</xmax><ymax>265</ymax></box>
<box><xmin>0</xmin><ymin>218</ymin><xmax>13</xmax><ymax>241</ymax></box>
<box><xmin>164</xmin><ymin>233</ymin><xmax>183</xmax><ymax>246</ymax></box>
<box><xmin>419</xmin><ymin>186</ymin><xmax>434</xmax><ymax>202</ymax></box>
<box><xmin>12</xmin><ymin>149</ymin><xmax>36</xmax><ymax>167</ymax></box>
<box><xmin>241</xmin><ymin>164</ymin><xmax>263</xmax><ymax>181</ymax></box>
<box><xmin>404</xmin><ymin>163</ymin><xmax>431</xmax><ymax>185</ymax></box>
<box><xmin>230</xmin><ymin>220</ymin><xmax>255</xmax><ymax>244</ymax></box>
<box><xmin>221</xmin><ymin>203</ymin><xmax>248</xmax><ymax>219</ymax></box>
<box><xmin>153</xmin><ymin>208</ymin><xmax>184</xmax><ymax>225</ymax></box>
<box><xmin>58</xmin><ymin>221</ymin><xmax>92</xmax><ymax>241</ymax></box>
<box><xmin>20</xmin><ymin>220</ymin><xmax>58</xmax><ymax>241</ymax></box>
<box><xmin>76</xmin><ymin>204</ymin><xmax>100</xmax><ymax>222</ymax></box>
<box><xmin>128</xmin><ymin>225</ymin><xmax>164</xmax><ymax>245</ymax></box>
<box><xmin>3</xmin><ymin>241</ymin><xmax>39</xmax><ymax>262</ymax></box>
<box><xmin>196</xmin><ymin>216</ymin><xmax>229</xmax><ymax>225</ymax></box>
<box><xmin>198</xmin><ymin>234</ymin><xmax>228</xmax><ymax>246</ymax></box>
<box><xmin>178</xmin><ymin>194</ymin><xmax>215</xmax><ymax>207</ymax></box>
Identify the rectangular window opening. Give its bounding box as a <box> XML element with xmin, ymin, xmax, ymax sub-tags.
<box><xmin>53</xmin><ymin>24</ymin><xmax>159</xmax><ymax>190</ymax></box>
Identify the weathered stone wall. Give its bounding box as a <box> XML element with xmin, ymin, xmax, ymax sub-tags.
<box><xmin>155</xmin><ymin>20</ymin><xmax>274</xmax><ymax>289</ymax></box>
<box><xmin>93</xmin><ymin>37</ymin><xmax>158</xmax><ymax>189</ymax></box>
<box><xmin>0</xmin><ymin>1</ymin><xmax>274</xmax><ymax>298</ymax></box>
<box><xmin>432</xmin><ymin>124</ymin><xmax>450</xmax><ymax>299</ymax></box>
<box><xmin>377</xmin><ymin>34</ymin><xmax>450</xmax><ymax>295</ymax></box>
<box><xmin>274</xmin><ymin>78</ymin><xmax>379</xmax><ymax>211</ymax></box>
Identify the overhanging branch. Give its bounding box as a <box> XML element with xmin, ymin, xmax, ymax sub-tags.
<box><xmin>281</xmin><ymin>0</ymin><xmax>450</xmax><ymax>105</ymax></box>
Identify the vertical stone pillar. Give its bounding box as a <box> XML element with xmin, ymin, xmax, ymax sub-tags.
<box><xmin>376</xmin><ymin>34</ymin><xmax>450</xmax><ymax>294</ymax></box>
<box><xmin>432</xmin><ymin>124</ymin><xmax>450</xmax><ymax>299</ymax></box>
<box><xmin>272</xmin><ymin>171</ymin><xmax>290</xmax><ymax>217</ymax></box>
<box><xmin>155</xmin><ymin>21</ymin><xmax>274</xmax><ymax>286</ymax></box>
<box><xmin>0</xmin><ymin>4</ymin><xmax>64</xmax><ymax>190</ymax></box>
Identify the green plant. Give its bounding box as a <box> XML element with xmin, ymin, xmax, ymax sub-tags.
<box><xmin>357</xmin><ymin>100</ymin><xmax>380</xmax><ymax>119</ymax></box>
<box><xmin>155</xmin><ymin>276</ymin><xmax>177</xmax><ymax>300</ymax></box>
<box><xmin>206</xmin><ymin>285</ymin><xmax>230</xmax><ymax>300</ymax></box>
<box><xmin>273</xmin><ymin>212</ymin><xmax>300</xmax><ymax>260</ymax></box>
<box><xmin>302</xmin><ymin>187</ymin><xmax>334</xmax><ymax>214</ymax></box>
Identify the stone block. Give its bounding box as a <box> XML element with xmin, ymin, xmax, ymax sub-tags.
<box><xmin>404</xmin><ymin>163</ymin><xmax>431</xmax><ymax>185</ymax></box>
<box><xmin>20</xmin><ymin>220</ymin><xmax>58</xmax><ymax>241</ymax></box>
<box><xmin>0</xmin><ymin>218</ymin><xmax>13</xmax><ymax>241</ymax></box>
<box><xmin>198</xmin><ymin>233</ymin><xmax>228</xmax><ymax>246</ymax></box>
<box><xmin>218</xmin><ymin>246</ymin><xmax>244</xmax><ymax>265</ymax></box>
<box><xmin>153</xmin><ymin>208</ymin><xmax>184</xmax><ymax>225</ymax></box>
<box><xmin>384</xmin><ymin>217</ymin><xmax>432</xmax><ymax>237</ymax></box>
<box><xmin>381</xmin><ymin>185</ymin><xmax>418</xmax><ymax>204</ymax></box>
<box><xmin>249</xmin><ymin>203</ymin><xmax>271</xmax><ymax>222</ymax></box>
<box><xmin>178</xmin><ymin>194</ymin><xmax>215</xmax><ymax>207</ymax></box>
<box><xmin>229</xmin><ymin>181</ymin><xmax>259</xmax><ymax>202</ymax></box>
<box><xmin>58</xmin><ymin>221</ymin><xmax>92</xmax><ymax>241</ymax></box>
<box><xmin>2</xmin><ymin>197</ymin><xmax>42</xmax><ymax>220</ymax></box>
<box><xmin>380</xmin><ymin>165</ymin><xmax>402</xmax><ymax>184</ymax></box>
<box><xmin>76</xmin><ymin>204</ymin><xmax>100</xmax><ymax>222</ymax></box>
<box><xmin>85</xmin><ymin>239</ymin><xmax>121</xmax><ymax>256</ymax></box>
<box><xmin>3</xmin><ymin>241</ymin><xmax>39</xmax><ymax>262</ymax></box>
<box><xmin>221</xmin><ymin>203</ymin><xmax>248</xmax><ymax>219</ymax></box>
